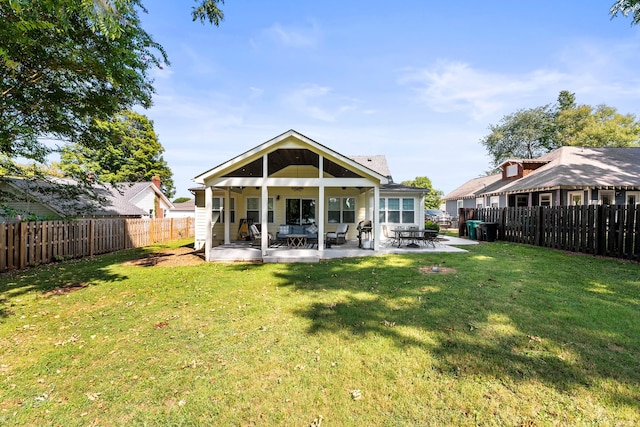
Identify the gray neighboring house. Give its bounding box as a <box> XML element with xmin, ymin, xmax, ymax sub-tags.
<box><xmin>0</xmin><ymin>177</ymin><xmax>174</xmax><ymax>221</ymax></box>
<box><xmin>444</xmin><ymin>146</ymin><xmax>640</xmax><ymax>215</ymax></box>
<box><xmin>167</xmin><ymin>199</ymin><xmax>196</xmax><ymax>218</ymax></box>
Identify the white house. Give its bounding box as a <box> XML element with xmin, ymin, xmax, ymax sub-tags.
<box><xmin>191</xmin><ymin>130</ymin><xmax>426</xmax><ymax>260</ymax></box>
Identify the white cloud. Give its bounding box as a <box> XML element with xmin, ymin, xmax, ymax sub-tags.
<box><xmin>249</xmin><ymin>86</ymin><xmax>264</xmax><ymax>99</ymax></box>
<box><xmin>265</xmin><ymin>22</ymin><xmax>321</xmax><ymax>48</ymax></box>
<box><xmin>398</xmin><ymin>61</ymin><xmax>569</xmax><ymax>121</ymax></box>
<box><xmin>283</xmin><ymin>84</ymin><xmax>362</xmax><ymax>122</ymax></box>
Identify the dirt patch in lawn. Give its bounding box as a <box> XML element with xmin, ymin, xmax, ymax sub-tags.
<box><xmin>43</xmin><ymin>281</ymin><xmax>89</xmax><ymax>296</ymax></box>
<box><xmin>122</xmin><ymin>247</ymin><xmax>205</xmax><ymax>267</ymax></box>
<box><xmin>419</xmin><ymin>266</ymin><xmax>457</xmax><ymax>274</ymax></box>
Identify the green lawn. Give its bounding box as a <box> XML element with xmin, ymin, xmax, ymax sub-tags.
<box><xmin>1</xmin><ymin>239</ymin><xmax>639</xmax><ymax>426</ymax></box>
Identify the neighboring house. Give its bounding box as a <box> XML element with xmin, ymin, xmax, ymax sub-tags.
<box><xmin>166</xmin><ymin>199</ymin><xmax>196</xmax><ymax>218</ymax></box>
<box><xmin>191</xmin><ymin>129</ymin><xmax>426</xmax><ymax>257</ymax></box>
<box><xmin>112</xmin><ymin>179</ymin><xmax>174</xmax><ymax>219</ymax></box>
<box><xmin>0</xmin><ymin>176</ymin><xmax>173</xmax><ymax>221</ymax></box>
<box><xmin>444</xmin><ymin>146</ymin><xmax>640</xmax><ymax>214</ymax></box>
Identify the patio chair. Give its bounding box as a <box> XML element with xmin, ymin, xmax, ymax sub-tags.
<box><xmin>326</xmin><ymin>223</ymin><xmax>349</xmax><ymax>245</ymax></box>
<box><xmin>382</xmin><ymin>224</ymin><xmax>398</xmax><ymax>247</ymax></box>
<box><xmin>419</xmin><ymin>229</ymin><xmax>438</xmax><ymax>248</ymax></box>
<box><xmin>250</xmin><ymin>224</ymin><xmax>272</xmax><ymax>246</ymax></box>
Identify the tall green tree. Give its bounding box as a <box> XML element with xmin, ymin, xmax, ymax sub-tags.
<box><xmin>555</xmin><ymin>104</ymin><xmax>640</xmax><ymax>148</ymax></box>
<box><xmin>1</xmin><ymin>1</ymin><xmax>166</xmax><ymax>168</ymax></box>
<box><xmin>60</xmin><ymin>111</ymin><xmax>175</xmax><ymax>198</ymax></box>
<box><xmin>1</xmin><ymin>0</ymin><xmax>223</xmax><ymax>189</ymax></box>
<box><xmin>480</xmin><ymin>106</ymin><xmax>555</xmax><ymax>167</ymax></box>
<box><xmin>481</xmin><ymin>91</ymin><xmax>640</xmax><ymax>167</ymax></box>
<box><xmin>401</xmin><ymin>176</ymin><xmax>444</xmax><ymax>210</ymax></box>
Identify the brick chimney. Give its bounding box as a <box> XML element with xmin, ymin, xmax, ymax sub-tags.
<box><xmin>152</xmin><ymin>175</ymin><xmax>161</xmax><ymax>189</ymax></box>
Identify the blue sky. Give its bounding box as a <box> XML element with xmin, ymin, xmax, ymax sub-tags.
<box><xmin>137</xmin><ymin>1</ymin><xmax>640</xmax><ymax>199</ymax></box>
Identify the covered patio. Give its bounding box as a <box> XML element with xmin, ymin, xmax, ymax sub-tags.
<box><xmin>206</xmin><ymin>235</ymin><xmax>477</xmax><ymax>263</ymax></box>
<box><xmin>192</xmin><ymin>130</ymin><xmax>434</xmax><ymax>263</ymax></box>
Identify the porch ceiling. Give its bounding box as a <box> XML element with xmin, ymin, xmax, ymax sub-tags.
<box><xmin>222</xmin><ymin>148</ymin><xmax>362</xmax><ymax>179</ymax></box>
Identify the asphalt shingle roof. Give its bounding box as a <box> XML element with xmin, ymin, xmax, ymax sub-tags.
<box><xmin>445</xmin><ymin>146</ymin><xmax>640</xmax><ymax>199</ymax></box>
<box><xmin>500</xmin><ymin>146</ymin><xmax>640</xmax><ymax>192</ymax></box>
<box><xmin>349</xmin><ymin>155</ymin><xmax>392</xmax><ymax>179</ymax></box>
<box><xmin>2</xmin><ymin>179</ymin><xmax>159</xmax><ymax>217</ymax></box>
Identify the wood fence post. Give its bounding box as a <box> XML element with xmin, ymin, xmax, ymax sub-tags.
<box><xmin>89</xmin><ymin>220</ymin><xmax>95</xmax><ymax>257</ymax></box>
<box><xmin>535</xmin><ymin>206</ymin><xmax>543</xmax><ymax>247</ymax></box>
<box><xmin>19</xmin><ymin>222</ymin><xmax>27</xmax><ymax>269</ymax></box>
<box><xmin>596</xmin><ymin>205</ymin><xmax>605</xmax><ymax>256</ymax></box>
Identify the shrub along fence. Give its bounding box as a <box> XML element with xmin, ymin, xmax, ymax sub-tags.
<box><xmin>461</xmin><ymin>205</ymin><xmax>640</xmax><ymax>261</ymax></box>
<box><xmin>0</xmin><ymin>217</ymin><xmax>194</xmax><ymax>272</ymax></box>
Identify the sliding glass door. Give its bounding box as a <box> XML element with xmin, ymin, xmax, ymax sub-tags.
<box><xmin>286</xmin><ymin>198</ymin><xmax>316</xmax><ymax>225</ymax></box>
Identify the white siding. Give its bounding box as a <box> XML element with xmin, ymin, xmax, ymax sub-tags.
<box><xmin>166</xmin><ymin>209</ymin><xmax>195</xmax><ymax>219</ymax></box>
<box><xmin>194</xmin><ymin>206</ymin><xmax>208</xmax><ymax>250</ymax></box>
<box><xmin>129</xmin><ymin>189</ymin><xmax>156</xmax><ymax>217</ymax></box>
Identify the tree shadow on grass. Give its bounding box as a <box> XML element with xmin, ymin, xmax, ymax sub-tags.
<box><xmin>270</xmin><ymin>246</ymin><xmax>640</xmax><ymax>409</ymax></box>
<box><xmin>0</xmin><ymin>247</ymin><xmax>148</xmax><ymax>318</ymax></box>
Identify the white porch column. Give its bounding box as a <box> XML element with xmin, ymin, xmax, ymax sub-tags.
<box><xmin>224</xmin><ymin>188</ymin><xmax>231</xmax><ymax>244</ymax></box>
<box><xmin>318</xmin><ymin>155</ymin><xmax>325</xmax><ymax>250</ymax></box>
<box><xmin>373</xmin><ymin>185</ymin><xmax>380</xmax><ymax>251</ymax></box>
<box><xmin>261</xmin><ymin>154</ymin><xmax>269</xmax><ymax>256</ymax></box>
<box><xmin>418</xmin><ymin>191</ymin><xmax>426</xmax><ymax>228</ymax></box>
<box><xmin>205</xmin><ymin>185</ymin><xmax>213</xmax><ymax>261</ymax></box>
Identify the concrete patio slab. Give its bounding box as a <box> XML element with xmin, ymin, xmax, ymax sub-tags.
<box><xmin>207</xmin><ymin>235</ymin><xmax>478</xmax><ymax>263</ymax></box>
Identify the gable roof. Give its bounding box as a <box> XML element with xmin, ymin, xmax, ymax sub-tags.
<box><xmin>193</xmin><ymin>129</ymin><xmax>389</xmax><ymax>185</ymax></box>
<box><xmin>109</xmin><ymin>182</ymin><xmax>174</xmax><ymax>210</ymax></box>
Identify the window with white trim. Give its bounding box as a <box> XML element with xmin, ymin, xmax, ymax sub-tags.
<box><xmin>568</xmin><ymin>191</ymin><xmax>583</xmax><ymax>206</ymax></box>
<box><xmin>599</xmin><ymin>190</ymin><xmax>614</xmax><ymax>206</ymax></box>
<box><xmin>506</xmin><ymin>164</ymin><xmax>518</xmax><ymax>177</ymax></box>
<box><xmin>626</xmin><ymin>191</ymin><xmax>640</xmax><ymax>205</ymax></box>
<box><xmin>457</xmin><ymin>200</ymin><xmax>463</xmax><ymax>209</ymax></box>
<box><xmin>246</xmin><ymin>197</ymin><xmax>274</xmax><ymax>223</ymax></box>
<box><xmin>379</xmin><ymin>197</ymin><xmax>415</xmax><ymax>224</ymax></box>
<box><xmin>540</xmin><ymin>193</ymin><xmax>552</xmax><ymax>207</ymax></box>
<box><xmin>490</xmin><ymin>196</ymin><xmax>499</xmax><ymax>207</ymax></box>
<box><xmin>328</xmin><ymin>197</ymin><xmax>355</xmax><ymax>223</ymax></box>
<box><xmin>213</xmin><ymin>197</ymin><xmax>235</xmax><ymax>223</ymax></box>
<box><xmin>475</xmin><ymin>197</ymin><xmax>484</xmax><ymax>209</ymax></box>
<box><xmin>402</xmin><ymin>198</ymin><xmax>415</xmax><ymax>223</ymax></box>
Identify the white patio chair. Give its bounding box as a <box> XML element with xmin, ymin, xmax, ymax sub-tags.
<box><xmin>326</xmin><ymin>223</ymin><xmax>349</xmax><ymax>245</ymax></box>
<box><xmin>250</xmin><ymin>224</ymin><xmax>272</xmax><ymax>246</ymax></box>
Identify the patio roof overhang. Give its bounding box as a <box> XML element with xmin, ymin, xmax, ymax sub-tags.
<box><xmin>193</xmin><ymin>130</ymin><xmax>389</xmax><ymax>186</ymax></box>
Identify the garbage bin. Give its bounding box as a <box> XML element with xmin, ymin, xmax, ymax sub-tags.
<box><xmin>466</xmin><ymin>220</ymin><xmax>482</xmax><ymax>240</ymax></box>
<box><xmin>477</xmin><ymin>222</ymin><xmax>486</xmax><ymax>241</ymax></box>
<box><xmin>482</xmin><ymin>222</ymin><xmax>498</xmax><ymax>242</ymax></box>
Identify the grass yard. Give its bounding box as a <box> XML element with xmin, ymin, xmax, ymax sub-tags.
<box><xmin>1</xmin><ymin>239</ymin><xmax>639</xmax><ymax>426</ymax></box>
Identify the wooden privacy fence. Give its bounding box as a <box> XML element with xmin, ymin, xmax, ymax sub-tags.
<box><xmin>462</xmin><ymin>205</ymin><xmax>640</xmax><ymax>261</ymax></box>
<box><xmin>0</xmin><ymin>217</ymin><xmax>194</xmax><ymax>272</ymax></box>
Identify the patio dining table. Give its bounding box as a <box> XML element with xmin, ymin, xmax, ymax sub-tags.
<box><xmin>391</xmin><ymin>228</ymin><xmax>438</xmax><ymax>248</ymax></box>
